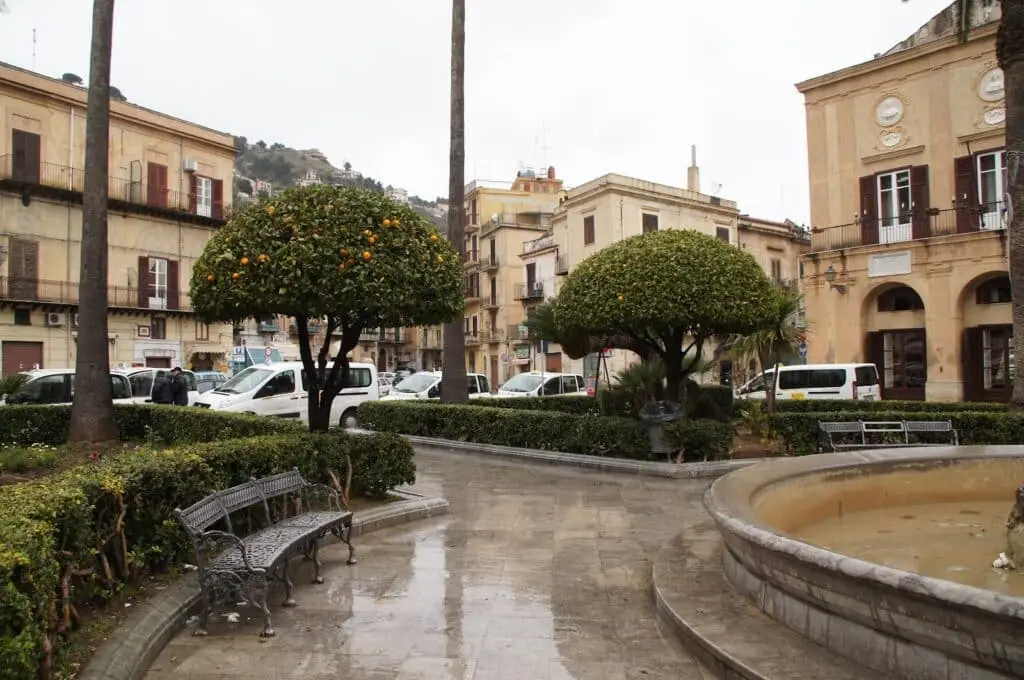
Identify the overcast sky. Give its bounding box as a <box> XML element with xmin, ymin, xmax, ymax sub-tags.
<box><xmin>0</xmin><ymin>0</ymin><xmax>953</xmax><ymax>224</ymax></box>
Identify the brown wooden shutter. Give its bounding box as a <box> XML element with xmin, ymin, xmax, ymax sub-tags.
<box><xmin>954</xmin><ymin>155</ymin><xmax>979</xmax><ymax>233</ymax></box>
<box><xmin>167</xmin><ymin>260</ymin><xmax>180</xmax><ymax>310</ymax></box>
<box><xmin>8</xmin><ymin>238</ymin><xmax>39</xmax><ymax>300</ymax></box>
<box><xmin>961</xmin><ymin>326</ymin><xmax>983</xmax><ymax>402</ymax></box>
<box><xmin>864</xmin><ymin>331</ymin><xmax>885</xmax><ymax>398</ymax></box>
<box><xmin>11</xmin><ymin>130</ymin><xmax>41</xmax><ymax>184</ymax></box>
<box><xmin>147</xmin><ymin>163</ymin><xmax>168</xmax><ymax>208</ymax></box>
<box><xmin>189</xmin><ymin>174</ymin><xmax>198</xmax><ymax>213</ymax></box>
<box><xmin>910</xmin><ymin>165</ymin><xmax>930</xmax><ymax>239</ymax></box>
<box><xmin>859</xmin><ymin>175</ymin><xmax>878</xmax><ymax>245</ymax></box>
<box><xmin>212</xmin><ymin>179</ymin><xmax>224</xmax><ymax>219</ymax></box>
<box><xmin>137</xmin><ymin>256</ymin><xmax>150</xmax><ymax>307</ymax></box>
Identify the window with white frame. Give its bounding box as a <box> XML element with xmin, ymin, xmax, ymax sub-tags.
<box><xmin>196</xmin><ymin>176</ymin><xmax>213</xmax><ymax>217</ymax></box>
<box><xmin>877</xmin><ymin>169</ymin><xmax>911</xmax><ymax>243</ymax></box>
<box><xmin>149</xmin><ymin>257</ymin><xmax>168</xmax><ymax>306</ymax></box>
<box><xmin>977</xmin><ymin>151</ymin><xmax>1008</xmax><ymax>230</ymax></box>
<box><xmin>982</xmin><ymin>327</ymin><xmax>1014</xmax><ymax>390</ymax></box>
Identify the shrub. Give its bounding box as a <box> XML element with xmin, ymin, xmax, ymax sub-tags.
<box><xmin>483</xmin><ymin>395</ymin><xmax>603</xmax><ymax>416</ymax></box>
<box><xmin>673</xmin><ymin>419</ymin><xmax>735</xmax><ymax>462</ymax></box>
<box><xmin>772</xmin><ymin>410</ymin><xmax>1024</xmax><ymax>455</ymax></box>
<box><xmin>770</xmin><ymin>399</ymin><xmax>1009</xmax><ymax>414</ymax></box>
<box><xmin>0</xmin><ymin>407</ymin><xmax>414</xmax><ymax>679</ymax></box>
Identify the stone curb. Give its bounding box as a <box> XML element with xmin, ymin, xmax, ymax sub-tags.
<box><xmin>78</xmin><ymin>493</ymin><xmax>451</xmax><ymax>680</ymax></box>
<box><xmin>353</xmin><ymin>428</ymin><xmax>757</xmax><ymax>479</ymax></box>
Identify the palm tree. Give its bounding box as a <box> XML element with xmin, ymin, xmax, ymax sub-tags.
<box><xmin>69</xmin><ymin>0</ymin><xmax>117</xmax><ymax>444</ymax></box>
<box><xmin>728</xmin><ymin>289</ymin><xmax>805</xmax><ymax>416</ymax></box>
<box><xmin>440</xmin><ymin>0</ymin><xmax>469</xmax><ymax>403</ymax></box>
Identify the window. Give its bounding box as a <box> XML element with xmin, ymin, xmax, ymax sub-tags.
<box><xmin>877</xmin><ymin>169</ymin><xmax>912</xmax><ymax>243</ymax></box>
<box><xmin>561</xmin><ymin>375</ymin><xmax>579</xmax><ymax>393</ymax></box>
<box><xmin>855</xmin><ymin>365</ymin><xmax>880</xmax><ymax>387</ymax></box>
<box><xmin>983</xmin><ymin>327</ymin><xmax>1014</xmax><ymax>390</ymax></box>
<box><xmin>13</xmin><ymin>309</ymin><xmax>30</xmax><ymax>325</ymax></box>
<box><xmin>149</xmin><ymin>258</ymin><xmax>168</xmax><ymax>304</ymax></box>
<box><xmin>435</xmin><ymin>329</ymin><xmax>442</xmax><ymax>345</ymax></box>
<box><xmin>542</xmin><ymin>377</ymin><xmax>561</xmax><ymax>396</ymax></box>
<box><xmin>778</xmin><ymin>369</ymin><xmax>845</xmax><ymax>390</ymax></box>
<box><xmin>129</xmin><ymin>370</ymin><xmax>155</xmax><ymax>398</ymax></box>
<box><xmin>583</xmin><ymin>215</ymin><xmax>595</xmax><ymax>245</ymax></box>
<box><xmin>642</xmin><ymin>213</ymin><xmax>659</xmax><ymax>234</ymax></box>
<box><xmin>259</xmin><ymin>370</ymin><xmax>296</xmax><ymax>396</ymax></box>
<box><xmin>195</xmin><ymin>321</ymin><xmax>210</xmax><ymax>341</ymax></box>
<box><xmin>976</xmin><ymin>275</ymin><xmax>1012</xmax><ymax>304</ymax></box>
<box><xmin>479</xmin><ymin>375</ymin><xmax>490</xmax><ymax>393</ymax></box>
<box><xmin>110</xmin><ymin>375</ymin><xmax>132</xmax><ymax>400</ymax></box>
<box><xmin>977</xmin><ymin>151</ymin><xmax>1008</xmax><ymax>230</ymax></box>
<box><xmin>464</xmin><ymin>317</ymin><xmax>470</xmax><ymax>333</ymax></box>
<box><xmin>471</xmin><ymin>316</ymin><xmax>478</xmax><ymax>335</ymax></box>
<box><xmin>882</xmin><ymin>330</ymin><xmax>926</xmax><ymax>390</ymax></box>
<box><xmin>147</xmin><ymin>162</ymin><xmax>169</xmax><ymax>208</ymax></box>
<box><xmin>195</xmin><ymin>176</ymin><xmax>213</xmax><ymax>217</ymax></box>
<box><xmin>15</xmin><ymin>374</ymin><xmax>69</xmax><ymax>404</ymax></box>
<box><xmin>150</xmin><ymin>317</ymin><xmax>167</xmax><ymax>340</ymax></box>
<box><xmin>878</xmin><ymin>286</ymin><xmax>924</xmax><ymax>312</ymax></box>
<box><xmin>716</xmin><ymin>227</ymin><xmax>730</xmax><ymax>243</ymax></box>
<box><xmin>468</xmin><ymin>376</ymin><xmax>480</xmax><ymax>394</ymax></box>
<box><xmin>770</xmin><ymin>259</ymin><xmax>782</xmax><ymax>284</ymax></box>
<box><xmin>11</xmin><ymin>129</ymin><xmax>41</xmax><ymax>184</ymax></box>
<box><xmin>468</xmin><ymin>353</ymin><xmax>476</xmax><ymax>372</ymax></box>
<box><xmin>526</xmin><ymin>262</ymin><xmax>536</xmax><ymax>290</ymax></box>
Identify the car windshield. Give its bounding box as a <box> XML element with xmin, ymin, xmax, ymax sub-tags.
<box><xmin>215</xmin><ymin>367</ymin><xmax>273</xmax><ymax>394</ymax></box>
<box><xmin>393</xmin><ymin>373</ymin><xmax>437</xmax><ymax>393</ymax></box>
<box><xmin>500</xmin><ymin>374</ymin><xmax>544</xmax><ymax>393</ymax></box>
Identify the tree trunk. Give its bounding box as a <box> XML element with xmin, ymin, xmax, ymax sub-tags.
<box><xmin>664</xmin><ymin>351</ymin><xmax>683</xmax><ymax>405</ymax></box>
<box><xmin>307</xmin><ymin>391</ymin><xmax>332</xmax><ymax>433</ymax></box>
<box><xmin>1000</xmin><ymin>1</ymin><xmax>1024</xmax><ymax>406</ymax></box>
<box><xmin>69</xmin><ymin>0</ymin><xmax>117</xmax><ymax>445</ymax></box>
<box><xmin>762</xmin><ymin>348</ymin><xmax>777</xmax><ymax>415</ymax></box>
<box><xmin>441</xmin><ymin>0</ymin><xmax>469</xmax><ymax>404</ymax></box>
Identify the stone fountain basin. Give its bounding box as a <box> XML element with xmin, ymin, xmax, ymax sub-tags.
<box><xmin>704</xmin><ymin>446</ymin><xmax>1024</xmax><ymax>680</ymax></box>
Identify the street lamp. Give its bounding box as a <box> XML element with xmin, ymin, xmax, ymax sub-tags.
<box><xmin>824</xmin><ymin>265</ymin><xmax>847</xmax><ymax>295</ymax></box>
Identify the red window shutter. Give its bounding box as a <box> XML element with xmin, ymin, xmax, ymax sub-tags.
<box><xmin>954</xmin><ymin>155</ymin><xmax>979</xmax><ymax>233</ymax></box>
<box><xmin>137</xmin><ymin>256</ymin><xmax>150</xmax><ymax>307</ymax></box>
<box><xmin>189</xmin><ymin>174</ymin><xmax>198</xmax><ymax>214</ymax></box>
<box><xmin>859</xmin><ymin>175</ymin><xmax>878</xmax><ymax>245</ymax></box>
<box><xmin>167</xmin><ymin>260</ymin><xmax>180</xmax><ymax>310</ymax></box>
<box><xmin>961</xmin><ymin>326</ymin><xmax>983</xmax><ymax>402</ymax></box>
<box><xmin>212</xmin><ymin>179</ymin><xmax>224</xmax><ymax>219</ymax></box>
<box><xmin>147</xmin><ymin>163</ymin><xmax>168</xmax><ymax>208</ymax></box>
<box><xmin>910</xmin><ymin>165</ymin><xmax>930</xmax><ymax>239</ymax></box>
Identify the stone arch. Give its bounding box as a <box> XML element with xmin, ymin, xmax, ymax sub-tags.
<box><xmin>959</xmin><ymin>270</ymin><xmax>1012</xmax><ymax>402</ymax></box>
<box><xmin>861</xmin><ymin>281</ymin><xmax>927</xmax><ymax>400</ymax></box>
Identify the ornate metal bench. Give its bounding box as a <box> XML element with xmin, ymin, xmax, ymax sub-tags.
<box><xmin>819</xmin><ymin>420</ymin><xmax>958</xmax><ymax>452</ymax></box>
<box><xmin>173</xmin><ymin>469</ymin><xmax>356</xmax><ymax>637</ymax></box>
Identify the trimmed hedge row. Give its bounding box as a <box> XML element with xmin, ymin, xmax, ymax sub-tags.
<box><xmin>475</xmin><ymin>383</ymin><xmax>735</xmax><ymax>420</ymax></box>
<box><xmin>357</xmin><ymin>400</ymin><xmax>735</xmax><ymax>462</ymax></box>
<box><xmin>770</xmin><ymin>399</ymin><xmax>1009</xmax><ymax>414</ymax></box>
<box><xmin>0</xmin><ymin>406</ymin><xmax>415</xmax><ymax>680</ymax></box>
<box><xmin>772</xmin><ymin>410</ymin><xmax>1024</xmax><ymax>455</ymax></box>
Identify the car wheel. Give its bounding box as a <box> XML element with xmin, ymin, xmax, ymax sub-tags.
<box><xmin>341</xmin><ymin>409</ymin><xmax>359</xmax><ymax>429</ymax></box>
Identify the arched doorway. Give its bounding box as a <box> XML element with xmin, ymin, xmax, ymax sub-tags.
<box><xmin>863</xmin><ymin>284</ymin><xmax>927</xmax><ymax>400</ymax></box>
<box><xmin>961</xmin><ymin>273</ymin><xmax>1013</xmax><ymax>402</ymax></box>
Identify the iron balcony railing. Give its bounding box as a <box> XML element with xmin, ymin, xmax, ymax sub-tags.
<box><xmin>514</xmin><ymin>281</ymin><xmax>544</xmax><ymax>301</ymax></box>
<box><xmin>465</xmin><ymin>333</ymin><xmax>482</xmax><ymax>346</ymax></box>
<box><xmin>378</xmin><ymin>329</ymin><xmax>412</xmax><ymax>344</ymax></box>
<box><xmin>522</xmin><ymin>233</ymin><xmax>555</xmax><ymax>255</ymax></box>
<box><xmin>0</xmin><ymin>276</ymin><xmax>192</xmax><ymax>312</ymax></box>
<box><xmin>484</xmin><ymin>329</ymin><xmax>504</xmax><ymax>343</ymax></box>
<box><xmin>358</xmin><ymin>330</ymin><xmax>381</xmax><ymax>342</ymax></box>
<box><xmin>462</xmin><ymin>249</ymin><xmax>479</xmax><ymax>266</ymax></box>
<box><xmin>482</xmin><ymin>295</ymin><xmax>499</xmax><ymax>309</ymax></box>
<box><xmin>465</xmin><ymin>284</ymin><xmax>480</xmax><ymax>300</ymax></box>
<box><xmin>480</xmin><ymin>256</ymin><xmax>499</xmax><ymax>270</ymax></box>
<box><xmin>811</xmin><ymin>204</ymin><xmax>1007</xmax><ymax>252</ymax></box>
<box><xmin>0</xmin><ymin>154</ymin><xmax>227</xmax><ymax>221</ymax></box>
<box><xmin>507</xmin><ymin>324</ymin><xmax>531</xmax><ymax>341</ymax></box>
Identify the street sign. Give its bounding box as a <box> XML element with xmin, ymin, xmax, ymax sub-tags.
<box><xmin>798</xmin><ymin>341</ymin><xmax>808</xmax><ymax>360</ymax></box>
<box><xmin>500</xmin><ymin>352</ymin><xmax>508</xmax><ymax>363</ymax></box>
<box><xmin>232</xmin><ymin>346</ymin><xmax>245</xmax><ymax>357</ymax></box>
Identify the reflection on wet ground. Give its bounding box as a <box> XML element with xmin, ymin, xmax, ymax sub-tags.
<box><xmin>145</xmin><ymin>449</ymin><xmax>712</xmax><ymax>679</ymax></box>
<box><xmin>795</xmin><ymin>500</ymin><xmax>1024</xmax><ymax>597</ymax></box>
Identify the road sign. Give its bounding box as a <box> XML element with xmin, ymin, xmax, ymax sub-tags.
<box><xmin>264</xmin><ymin>347</ymin><xmax>273</xmax><ymax>358</ymax></box>
<box><xmin>500</xmin><ymin>352</ymin><xmax>508</xmax><ymax>363</ymax></box>
<box><xmin>232</xmin><ymin>346</ymin><xmax>245</xmax><ymax>357</ymax></box>
<box><xmin>798</xmin><ymin>341</ymin><xmax>808</xmax><ymax>360</ymax></box>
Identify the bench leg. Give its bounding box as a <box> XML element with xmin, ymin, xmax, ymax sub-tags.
<box><xmin>336</xmin><ymin>520</ymin><xmax>357</xmax><ymax>566</ymax></box>
<box><xmin>193</xmin><ymin>590</ymin><xmax>212</xmax><ymax>637</ymax></box>
<box><xmin>281</xmin><ymin>560</ymin><xmax>297</xmax><ymax>607</ymax></box>
<box><xmin>307</xmin><ymin>538</ymin><xmax>324</xmax><ymax>584</ymax></box>
<box><xmin>250</xmin><ymin>573</ymin><xmax>274</xmax><ymax>638</ymax></box>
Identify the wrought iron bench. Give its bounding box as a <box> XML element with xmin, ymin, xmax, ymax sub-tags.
<box><xmin>172</xmin><ymin>469</ymin><xmax>356</xmax><ymax>638</ymax></box>
<box><xmin>819</xmin><ymin>420</ymin><xmax>958</xmax><ymax>452</ymax></box>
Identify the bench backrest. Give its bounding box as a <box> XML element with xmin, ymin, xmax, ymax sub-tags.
<box><xmin>175</xmin><ymin>494</ymin><xmax>228</xmax><ymax>534</ymax></box>
<box><xmin>819</xmin><ymin>422</ymin><xmax>863</xmax><ymax>433</ymax></box>
<box><xmin>174</xmin><ymin>470</ymin><xmax>308</xmax><ymax>535</ymax></box>
<box><xmin>861</xmin><ymin>421</ymin><xmax>906</xmax><ymax>434</ymax></box>
<box><xmin>254</xmin><ymin>469</ymin><xmax>307</xmax><ymax>502</ymax></box>
<box><xmin>904</xmin><ymin>420</ymin><xmax>954</xmax><ymax>432</ymax></box>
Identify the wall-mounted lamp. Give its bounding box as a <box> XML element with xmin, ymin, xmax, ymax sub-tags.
<box><xmin>824</xmin><ymin>265</ymin><xmax>847</xmax><ymax>294</ymax></box>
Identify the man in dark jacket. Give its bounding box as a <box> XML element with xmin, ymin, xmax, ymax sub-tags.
<box><xmin>169</xmin><ymin>367</ymin><xmax>189</xmax><ymax>406</ymax></box>
<box><xmin>151</xmin><ymin>372</ymin><xmax>173</xmax><ymax>404</ymax></box>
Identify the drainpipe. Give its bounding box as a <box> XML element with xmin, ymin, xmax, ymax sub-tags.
<box><xmin>67</xmin><ymin>105</ymin><xmax>75</xmax><ymax>364</ymax></box>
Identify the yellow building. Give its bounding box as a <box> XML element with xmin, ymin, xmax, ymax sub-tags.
<box><xmin>461</xmin><ymin>169</ymin><xmax>564</xmax><ymax>387</ymax></box>
<box><xmin>796</xmin><ymin>1</ymin><xmax>1009</xmax><ymax>401</ymax></box>
<box><xmin>0</xmin><ymin>62</ymin><xmax>235</xmax><ymax>375</ymax></box>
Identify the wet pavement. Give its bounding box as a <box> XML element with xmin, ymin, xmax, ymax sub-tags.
<box><xmin>145</xmin><ymin>449</ymin><xmax>711</xmax><ymax>680</ymax></box>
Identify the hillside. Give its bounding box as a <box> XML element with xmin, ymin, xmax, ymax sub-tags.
<box><xmin>231</xmin><ymin>136</ymin><xmax>447</xmax><ymax>232</ymax></box>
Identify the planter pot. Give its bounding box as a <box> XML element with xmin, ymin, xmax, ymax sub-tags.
<box><xmin>639</xmin><ymin>400</ymin><xmax>682</xmax><ymax>456</ymax></box>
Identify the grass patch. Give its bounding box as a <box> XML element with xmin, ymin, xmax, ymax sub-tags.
<box><xmin>0</xmin><ymin>441</ymin><xmax>156</xmax><ymax>486</ymax></box>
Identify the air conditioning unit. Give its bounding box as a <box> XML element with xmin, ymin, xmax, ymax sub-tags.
<box><xmin>72</xmin><ymin>313</ymin><xmax>80</xmax><ymax>328</ymax></box>
<box><xmin>182</xmin><ymin>159</ymin><xmax>198</xmax><ymax>173</ymax></box>
<box><xmin>532</xmin><ymin>282</ymin><xmax>543</xmax><ymax>292</ymax></box>
<box><xmin>45</xmin><ymin>312</ymin><xmax>66</xmax><ymax>327</ymax></box>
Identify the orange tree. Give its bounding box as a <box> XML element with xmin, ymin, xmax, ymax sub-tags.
<box><xmin>554</xmin><ymin>229</ymin><xmax>776</xmax><ymax>404</ymax></box>
<box><xmin>190</xmin><ymin>185</ymin><xmax>463</xmax><ymax>432</ymax></box>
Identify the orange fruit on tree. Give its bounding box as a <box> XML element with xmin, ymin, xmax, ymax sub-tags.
<box><xmin>368</xmin><ymin>236</ymin><xmax>377</xmax><ymax>245</ymax></box>
<box><xmin>339</xmin><ymin>263</ymin><xmax>346</xmax><ymax>270</ymax></box>
<box><xmin>341</xmin><ymin>248</ymin><xmax>349</xmax><ymax>256</ymax></box>
<box><xmin>437</xmin><ymin>255</ymin><xmax>444</xmax><ymax>263</ymax></box>
<box><xmin>430</xmin><ymin>233</ymin><xmax>438</xmax><ymax>242</ymax></box>
<box><xmin>232</xmin><ymin>272</ymin><xmax>240</xmax><ymax>280</ymax></box>
<box><xmin>362</xmin><ymin>251</ymin><xmax>372</xmax><ymax>261</ymax></box>
<box><xmin>363</xmin><ymin>229</ymin><xmax>372</xmax><ymax>237</ymax></box>
<box><xmin>258</xmin><ymin>253</ymin><xmax>268</xmax><ymax>262</ymax></box>
<box><xmin>241</xmin><ymin>256</ymin><xmax>250</xmax><ymax>265</ymax></box>
<box><xmin>347</xmin><ymin>257</ymin><xmax>356</xmax><ymax>266</ymax></box>
<box><xmin>383</xmin><ymin>218</ymin><xmax>391</xmax><ymax>227</ymax></box>
<box><xmin>206</xmin><ymin>274</ymin><xmax>215</xmax><ymax>282</ymax></box>
<box><xmin>392</xmin><ymin>219</ymin><xmax>400</xmax><ymax>227</ymax></box>
<box><xmin>266</xmin><ymin>205</ymin><xmax>276</xmax><ymax>216</ymax></box>
<box><xmin>617</xmin><ymin>294</ymin><xmax>624</xmax><ymax>301</ymax></box>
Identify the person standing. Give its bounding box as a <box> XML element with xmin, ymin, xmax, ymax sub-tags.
<box><xmin>151</xmin><ymin>371</ymin><xmax>173</xmax><ymax>405</ymax></box>
<box><xmin>169</xmin><ymin>367</ymin><xmax>189</xmax><ymax>406</ymax></box>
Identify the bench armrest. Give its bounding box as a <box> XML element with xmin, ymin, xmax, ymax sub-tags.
<box><xmin>197</xmin><ymin>530</ymin><xmax>260</xmax><ymax>573</ymax></box>
<box><xmin>302</xmin><ymin>483</ymin><xmax>344</xmax><ymax>512</ymax></box>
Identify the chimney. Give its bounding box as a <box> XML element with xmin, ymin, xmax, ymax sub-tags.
<box><xmin>687</xmin><ymin>144</ymin><xmax>701</xmax><ymax>193</ymax></box>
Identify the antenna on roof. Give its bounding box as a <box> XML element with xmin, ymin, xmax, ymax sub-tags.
<box><xmin>32</xmin><ymin>27</ymin><xmax>37</xmax><ymax>71</ymax></box>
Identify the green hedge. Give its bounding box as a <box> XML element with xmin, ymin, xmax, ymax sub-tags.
<box><xmin>0</xmin><ymin>407</ymin><xmax>414</xmax><ymax>680</ymax></box>
<box><xmin>478</xmin><ymin>384</ymin><xmax>735</xmax><ymax>421</ymax></box>
<box><xmin>772</xmin><ymin>410</ymin><xmax>1024</xmax><ymax>455</ymax></box>
<box><xmin>358</xmin><ymin>400</ymin><xmax>735</xmax><ymax>463</ymax></box>
<box><xmin>770</xmin><ymin>399</ymin><xmax>1009</xmax><ymax>414</ymax></box>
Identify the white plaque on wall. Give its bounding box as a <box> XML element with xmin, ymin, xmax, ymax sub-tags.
<box><xmin>868</xmin><ymin>250</ymin><xmax>911</xmax><ymax>278</ymax></box>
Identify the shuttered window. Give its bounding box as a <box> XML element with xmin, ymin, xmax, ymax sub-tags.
<box><xmin>11</xmin><ymin>129</ymin><xmax>41</xmax><ymax>184</ymax></box>
<box><xmin>583</xmin><ymin>215</ymin><xmax>595</xmax><ymax>245</ymax></box>
<box><xmin>642</xmin><ymin>213</ymin><xmax>658</xmax><ymax>233</ymax></box>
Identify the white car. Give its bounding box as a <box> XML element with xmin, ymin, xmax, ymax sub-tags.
<box><xmin>377</xmin><ymin>376</ymin><xmax>392</xmax><ymax>397</ymax></box>
<box><xmin>497</xmin><ymin>371</ymin><xmax>587</xmax><ymax>398</ymax></box>
<box><xmin>381</xmin><ymin>371</ymin><xmax>492</xmax><ymax>400</ymax></box>
<box><xmin>193</xmin><ymin>361</ymin><xmax>379</xmax><ymax>428</ymax></box>
<box><xmin>114</xmin><ymin>368</ymin><xmax>200</xmax><ymax>406</ymax></box>
<box><xmin>3</xmin><ymin>368</ymin><xmax>135</xmax><ymax>405</ymax></box>
<box><xmin>733</xmin><ymin>363</ymin><xmax>881</xmax><ymax>402</ymax></box>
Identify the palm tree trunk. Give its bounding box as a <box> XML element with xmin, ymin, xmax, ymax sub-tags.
<box><xmin>1000</xmin><ymin>1</ymin><xmax>1024</xmax><ymax>406</ymax></box>
<box><xmin>69</xmin><ymin>0</ymin><xmax>118</xmax><ymax>444</ymax></box>
<box><xmin>441</xmin><ymin>0</ymin><xmax>468</xmax><ymax>404</ymax></box>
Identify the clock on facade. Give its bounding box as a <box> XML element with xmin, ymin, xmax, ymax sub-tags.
<box><xmin>875</xmin><ymin>96</ymin><xmax>904</xmax><ymax>127</ymax></box>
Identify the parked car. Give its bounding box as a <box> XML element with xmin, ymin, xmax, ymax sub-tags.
<box><xmin>192</xmin><ymin>361</ymin><xmax>379</xmax><ymax>428</ymax></box>
<box><xmin>377</xmin><ymin>376</ymin><xmax>392</xmax><ymax>397</ymax></box>
<box><xmin>733</xmin><ymin>363</ymin><xmax>881</xmax><ymax>401</ymax></box>
<box><xmin>381</xmin><ymin>371</ymin><xmax>491</xmax><ymax>400</ymax></box>
<box><xmin>497</xmin><ymin>372</ymin><xmax>586</xmax><ymax>398</ymax></box>
<box><xmin>3</xmin><ymin>368</ymin><xmax>134</xmax><ymax>405</ymax></box>
<box><xmin>114</xmin><ymin>368</ymin><xmax>200</xmax><ymax>405</ymax></box>
<box><xmin>194</xmin><ymin>371</ymin><xmax>229</xmax><ymax>394</ymax></box>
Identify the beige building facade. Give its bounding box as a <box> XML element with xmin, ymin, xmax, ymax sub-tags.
<box><xmin>796</xmin><ymin>1</ymin><xmax>1010</xmax><ymax>402</ymax></box>
<box><xmin>0</xmin><ymin>62</ymin><xmax>235</xmax><ymax>376</ymax></box>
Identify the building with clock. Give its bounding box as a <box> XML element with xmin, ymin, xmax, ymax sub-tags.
<box><xmin>795</xmin><ymin>0</ymin><xmax>1011</xmax><ymax>402</ymax></box>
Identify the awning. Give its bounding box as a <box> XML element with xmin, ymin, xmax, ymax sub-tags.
<box><xmin>185</xmin><ymin>343</ymin><xmax>227</xmax><ymax>357</ymax></box>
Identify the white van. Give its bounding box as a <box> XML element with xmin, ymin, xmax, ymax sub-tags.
<box><xmin>497</xmin><ymin>371</ymin><xmax>587</xmax><ymax>398</ymax></box>
<box><xmin>193</xmin><ymin>361</ymin><xmax>378</xmax><ymax>427</ymax></box>
<box><xmin>734</xmin><ymin>363</ymin><xmax>881</xmax><ymax>401</ymax></box>
<box><xmin>380</xmin><ymin>371</ymin><xmax>492</xmax><ymax>401</ymax></box>
<box><xmin>3</xmin><ymin>368</ymin><xmax>135</xmax><ymax>405</ymax></box>
<box><xmin>114</xmin><ymin>368</ymin><xmax>200</xmax><ymax>406</ymax></box>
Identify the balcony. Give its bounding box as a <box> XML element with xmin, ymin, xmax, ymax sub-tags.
<box><xmin>0</xmin><ymin>276</ymin><xmax>193</xmax><ymax>315</ymax></box>
<box><xmin>420</xmin><ymin>333</ymin><xmax>443</xmax><ymax>350</ymax></box>
<box><xmin>465</xmin><ymin>333</ymin><xmax>482</xmax><ymax>346</ymax></box>
<box><xmin>0</xmin><ymin>155</ymin><xmax>228</xmax><ymax>226</ymax></box>
<box><xmin>288</xmin><ymin>322</ymin><xmax>322</xmax><ymax>335</ymax></box>
<box><xmin>464</xmin><ymin>213</ymin><xmax>480</xmax><ymax>233</ymax></box>
<box><xmin>556</xmin><ymin>254</ymin><xmax>569</xmax><ymax>275</ymax></box>
<box><xmin>514</xmin><ymin>281</ymin><xmax>544</xmax><ymax>301</ymax></box>
<box><xmin>358</xmin><ymin>329</ymin><xmax>381</xmax><ymax>343</ymax></box>
<box><xmin>482</xmin><ymin>295</ymin><xmax>499</xmax><ymax>310</ymax></box>
<box><xmin>258</xmin><ymin>319</ymin><xmax>280</xmax><ymax>333</ymax></box>
<box><xmin>462</xmin><ymin>250</ymin><xmax>479</xmax><ymax>268</ymax></box>
<box><xmin>480</xmin><ymin>256</ymin><xmax>499</xmax><ymax>271</ymax></box>
<box><xmin>465</xmin><ymin>284</ymin><xmax>481</xmax><ymax>302</ymax></box>
<box><xmin>522</xmin><ymin>232</ymin><xmax>556</xmax><ymax>256</ymax></box>
<box><xmin>379</xmin><ymin>329</ymin><xmax>413</xmax><ymax>344</ymax></box>
<box><xmin>484</xmin><ymin>328</ymin><xmax>504</xmax><ymax>343</ymax></box>
<box><xmin>506</xmin><ymin>324</ymin><xmax>531</xmax><ymax>342</ymax></box>
<box><xmin>810</xmin><ymin>205</ymin><xmax>1005</xmax><ymax>253</ymax></box>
